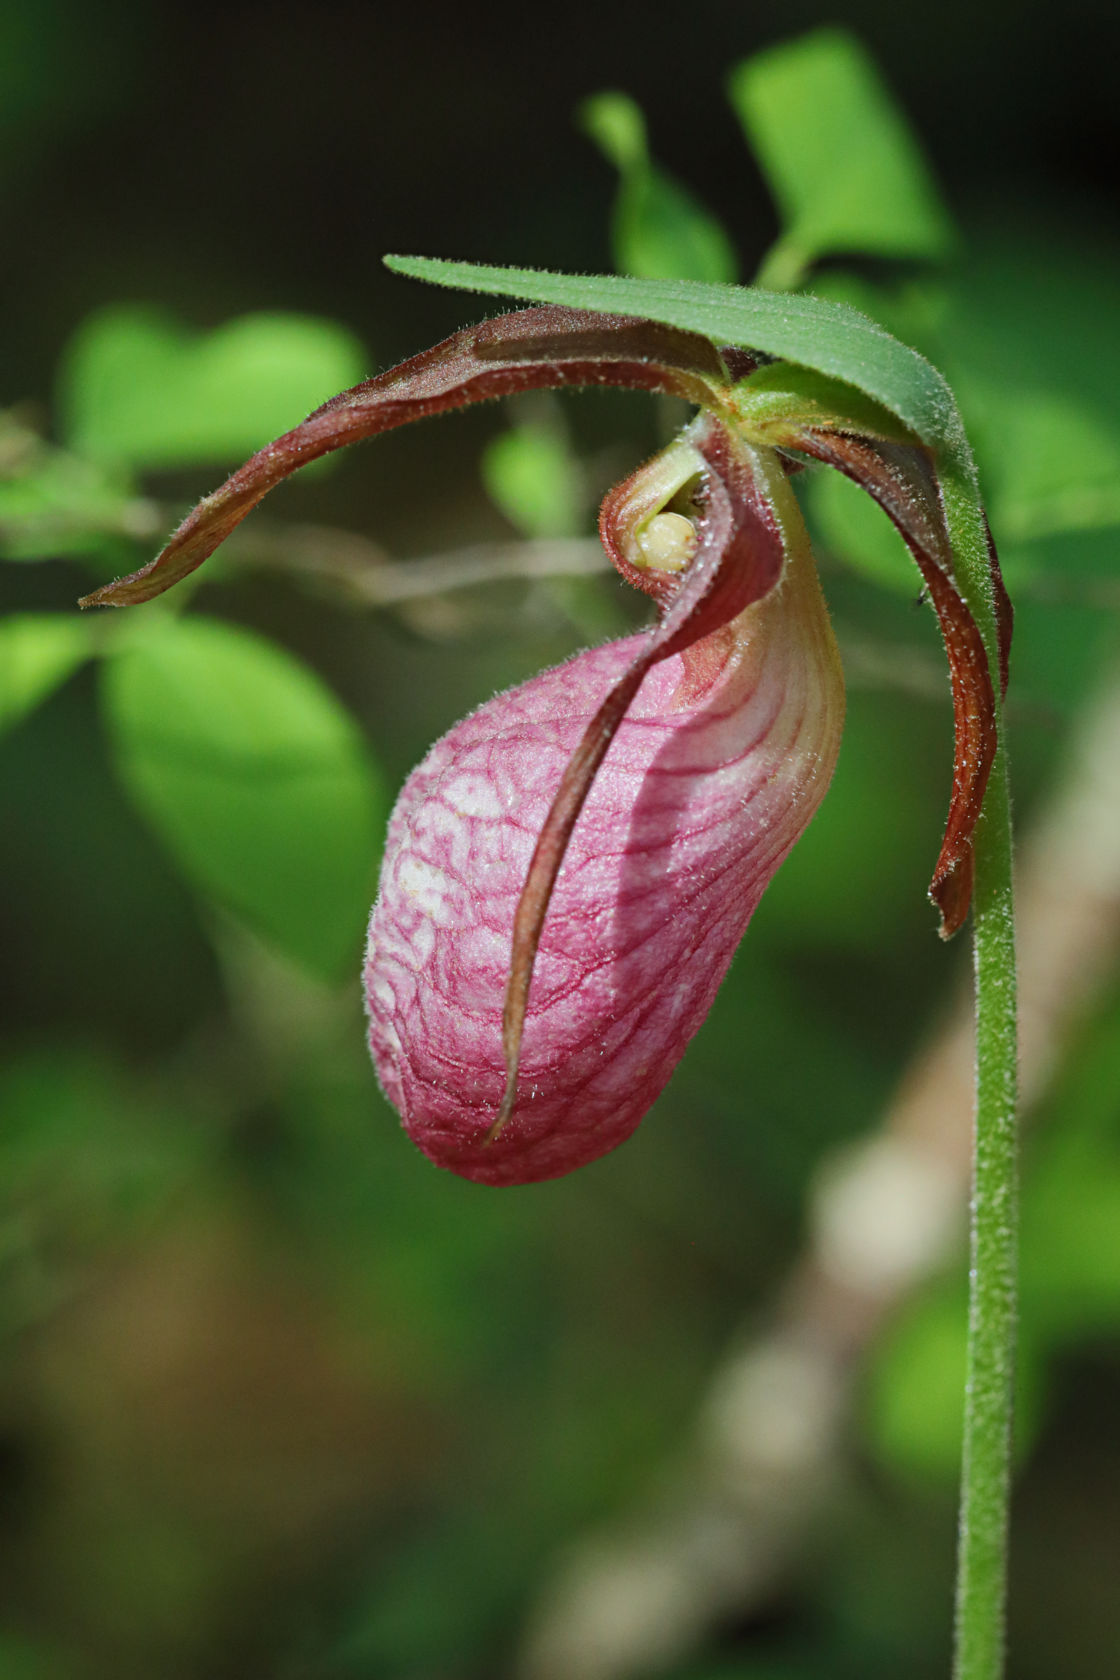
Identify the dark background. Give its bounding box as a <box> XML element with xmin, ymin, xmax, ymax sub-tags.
<box><xmin>4</xmin><ymin>0</ymin><xmax>1117</xmax><ymax>390</ymax></box>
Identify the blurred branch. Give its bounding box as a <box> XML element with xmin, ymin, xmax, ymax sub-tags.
<box><xmin>0</xmin><ymin>410</ymin><xmax>161</xmax><ymax>555</ymax></box>
<box><xmin>515</xmin><ymin>664</ymin><xmax>1120</xmax><ymax>1680</ymax></box>
<box><xmin>222</xmin><ymin>521</ymin><xmax>608</xmax><ymax>603</ymax></box>
<box><xmin>1</xmin><ymin>396</ymin><xmax>1118</xmax><ymax>644</ymax></box>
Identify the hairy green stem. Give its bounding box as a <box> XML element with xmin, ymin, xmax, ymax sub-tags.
<box><xmin>955</xmin><ymin>740</ymin><xmax>1018</xmax><ymax>1678</ymax></box>
<box><xmin>943</xmin><ymin>464</ymin><xmax>1019</xmax><ymax>1680</ymax></box>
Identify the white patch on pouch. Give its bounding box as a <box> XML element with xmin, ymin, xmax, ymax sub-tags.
<box><xmin>397</xmin><ymin>854</ymin><xmax>456</xmax><ymax>924</ymax></box>
<box><xmin>443</xmin><ymin>773</ymin><xmax>504</xmax><ymax>820</ymax></box>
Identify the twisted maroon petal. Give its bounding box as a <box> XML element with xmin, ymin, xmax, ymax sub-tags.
<box><xmin>79</xmin><ymin>307</ymin><xmax>727</xmax><ymax>608</ymax></box>
<box><xmin>783</xmin><ymin>427</ymin><xmax>1003</xmax><ymax>937</ymax></box>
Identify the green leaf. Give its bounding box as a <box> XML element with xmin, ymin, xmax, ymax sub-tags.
<box><xmin>481</xmin><ymin>422</ymin><xmax>582</xmax><ymax>538</ymax></box>
<box><xmin>579</xmin><ymin>91</ymin><xmax>738</xmax><ymax>284</ymax></box>
<box><xmin>102</xmin><ymin>615</ymin><xmax>386</xmax><ymax>978</ymax></box>
<box><xmin>382</xmin><ymin>255</ymin><xmax>958</xmax><ymax>446</ymax></box>
<box><xmin>60</xmin><ymin>307</ymin><xmax>369</xmax><ymax>471</ymax></box>
<box><xmin>728</xmin><ymin>29</ymin><xmax>955</xmax><ymax>275</ymax></box>
<box><xmin>0</xmin><ymin>614</ymin><xmax>94</xmax><ymax>733</ymax></box>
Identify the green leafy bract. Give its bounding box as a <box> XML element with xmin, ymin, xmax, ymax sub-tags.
<box><xmin>382</xmin><ymin>254</ymin><xmax>960</xmax><ymax>449</ymax></box>
<box><xmin>102</xmin><ymin>615</ymin><xmax>385</xmax><ymax>978</ymax></box>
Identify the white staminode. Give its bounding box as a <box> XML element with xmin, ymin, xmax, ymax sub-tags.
<box><xmin>636</xmin><ymin>512</ymin><xmax>698</xmax><ymax>573</ymax></box>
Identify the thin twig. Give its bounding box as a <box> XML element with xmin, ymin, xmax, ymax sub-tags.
<box><xmin>222</xmin><ymin>522</ymin><xmax>609</xmax><ymax>604</ymax></box>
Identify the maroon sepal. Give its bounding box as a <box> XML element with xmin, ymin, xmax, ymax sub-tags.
<box><xmin>785</xmin><ymin>428</ymin><xmax>1002</xmax><ymax>938</ymax></box>
<box><xmin>489</xmin><ymin>413</ymin><xmax>787</xmax><ymax>1138</ymax></box>
<box><xmin>78</xmin><ymin>307</ymin><xmax>727</xmax><ymax>610</ymax></box>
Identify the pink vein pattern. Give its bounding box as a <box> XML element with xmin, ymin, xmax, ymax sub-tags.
<box><xmin>365</xmin><ymin>533</ymin><xmax>844</xmax><ymax>1186</ymax></box>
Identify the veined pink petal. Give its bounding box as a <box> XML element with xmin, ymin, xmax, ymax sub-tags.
<box><xmin>364</xmin><ymin>463</ymin><xmax>844</xmax><ymax>1185</ymax></box>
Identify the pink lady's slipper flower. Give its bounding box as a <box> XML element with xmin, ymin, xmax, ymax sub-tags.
<box><xmin>82</xmin><ymin>305</ymin><xmax>1010</xmax><ymax>1186</ymax></box>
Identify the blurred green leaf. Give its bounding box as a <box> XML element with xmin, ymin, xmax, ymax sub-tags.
<box><xmin>580</xmin><ymin>91</ymin><xmax>738</xmax><ymax>283</ymax></box>
<box><xmin>866</xmin><ymin>1285</ymin><xmax>968</xmax><ymax>1479</ymax></box>
<box><xmin>1005</xmin><ymin>591</ymin><xmax>1120</xmax><ymax>715</ymax></box>
<box><xmin>60</xmin><ymin>307</ymin><xmax>368</xmax><ymax>471</ymax></box>
<box><xmin>962</xmin><ymin>378</ymin><xmax>1120</xmax><ymax>543</ymax></box>
<box><xmin>728</xmin><ymin>29</ymin><xmax>955</xmax><ymax>286</ymax></box>
<box><xmin>482</xmin><ymin>422</ymin><xmax>582</xmax><ymax>539</ymax></box>
<box><xmin>1019</xmin><ymin>1000</ymin><xmax>1120</xmax><ymax>1341</ymax></box>
<box><xmin>936</xmin><ymin>215</ymin><xmax>1120</xmax><ymax>425</ymax></box>
<box><xmin>0</xmin><ymin>613</ymin><xmax>95</xmax><ymax>733</ymax></box>
<box><xmin>579</xmin><ymin>87</ymin><xmax>646</xmax><ymax>173</ymax></box>
<box><xmin>754</xmin><ymin>685</ymin><xmax>941</xmax><ymax>953</ymax></box>
<box><xmin>805</xmin><ymin>469</ymin><xmax>915</xmax><ymax>595</ymax></box>
<box><xmin>102</xmin><ymin>615</ymin><xmax>386</xmax><ymax>978</ymax></box>
<box><xmin>866</xmin><ymin>1282</ymin><xmax>1047</xmax><ymax>1482</ymax></box>
<box><xmin>384</xmin><ymin>256</ymin><xmax>958</xmax><ymax>446</ymax></box>
<box><xmin>339</xmin><ymin>1515</ymin><xmax>527</xmax><ymax>1672</ymax></box>
<box><xmin>0</xmin><ymin>1046</ymin><xmax>206</xmax><ymax>1338</ymax></box>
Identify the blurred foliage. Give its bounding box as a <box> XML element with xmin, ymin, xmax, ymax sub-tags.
<box><xmin>0</xmin><ymin>612</ymin><xmax>95</xmax><ymax>732</ymax></box>
<box><xmin>2</xmin><ymin>14</ymin><xmax>1120</xmax><ymax>1680</ymax></box>
<box><xmin>61</xmin><ymin>307</ymin><xmax>368</xmax><ymax>472</ymax></box>
<box><xmin>579</xmin><ymin>91</ymin><xmax>739</xmax><ymax>283</ymax></box>
<box><xmin>103</xmin><ymin>614</ymin><xmax>386</xmax><ymax>979</ymax></box>
<box><xmin>481</xmin><ymin>405</ymin><xmax>585</xmax><ymax>540</ymax></box>
<box><xmin>728</xmin><ymin>29</ymin><xmax>955</xmax><ymax>288</ymax></box>
<box><xmin>869</xmin><ymin>976</ymin><xmax>1120</xmax><ymax>1482</ymax></box>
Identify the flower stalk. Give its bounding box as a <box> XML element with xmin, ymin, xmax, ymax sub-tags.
<box><xmin>942</xmin><ymin>468</ymin><xmax>1019</xmax><ymax>1680</ymax></box>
